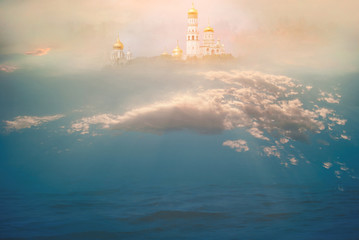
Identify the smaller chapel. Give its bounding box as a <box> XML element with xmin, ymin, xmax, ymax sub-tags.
<box><xmin>111</xmin><ymin>36</ymin><xmax>132</xmax><ymax>65</ymax></box>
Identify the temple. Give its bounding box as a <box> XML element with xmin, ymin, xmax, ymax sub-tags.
<box><xmin>176</xmin><ymin>3</ymin><xmax>227</xmax><ymax>59</ymax></box>
<box><xmin>111</xmin><ymin>3</ymin><xmax>230</xmax><ymax>64</ymax></box>
<box><xmin>110</xmin><ymin>36</ymin><xmax>132</xmax><ymax>65</ymax></box>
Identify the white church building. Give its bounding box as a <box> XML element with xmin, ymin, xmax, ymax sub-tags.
<box><xmin>111</xmin><ymin>3</ymin><xmax>229</xmax><ymax>63</ymax></box>
<box><xmin>111</xmin><ymin>36</ymin><xmax>132</xmax><ymax>65</ymax></box>
<box><xmin>184</xmin><ymin>3</ymin><xmax>226</xmax><ymax>59</ymax></box>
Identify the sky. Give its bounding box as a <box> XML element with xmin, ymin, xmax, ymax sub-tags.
<box><xmin>0</xmin><ymin>0</ymin><xmax>358</xmax><ymax>73</ymax></box>
<box><xmin>0</xmin><ymin>0</ymin><xmax>358</xmax><ymax>185</ymax></box>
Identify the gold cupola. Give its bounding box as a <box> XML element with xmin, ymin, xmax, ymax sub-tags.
<box><xmin>172</xmin><ymin>41</ymin><xmax>183</xmax><ymax>57</ymax></box>
<box><xmin>188</xmin><ymin>3</ymin><xmax>198</xmax><ymax>18</ymax></box>
<box><xmin>204</xmin><ymin>25</ymin><xmax>214</xmax><ymax>32</ymax></box>
<box><xmin>113</xmin><ymin>37</ymin><xmax>124</xmax><ymax>50</ymax></box>
<box><xmin>204</xmin><ymin>19</ymin><xmax>214</xmax><ymax>32</ymax></box>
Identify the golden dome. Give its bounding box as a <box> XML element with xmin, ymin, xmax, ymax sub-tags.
<box><xmin>172</xmin><ymin>41</ymin><xmax>183</xmax><ymax>57</ymax></box>
<box><xmin>204</xmin><ymin>25</ymin><xmax>214</xmax><ymax>32</ymax></box>
<box><xmin>113</xmin><ymin>37</ymin><xmax>124</xmax><ymax>50</ymax></box>
<box><xmin>161</xmin><ymin>51</ymin><xmax>169</xmax><ymax>56</ymax></box>
<box><xmin>188</xmin><ymin>3</ymin><xmax>198</xmax><ymax>17</ymax></box>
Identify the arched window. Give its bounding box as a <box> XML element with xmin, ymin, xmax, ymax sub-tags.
<box><xmin>188</xmin><ymin>36</ymin><xmax>190</xmax><ymax>40</ymax></box>
<box><xmin>196</xmin><ymin>36</ymin><xmax>198</xmax><ymax>40</ymax></box>
<box><xmin>192</xmin><ymin>36</ymin><xmax>194</xmax><ymax>40</ymax></box>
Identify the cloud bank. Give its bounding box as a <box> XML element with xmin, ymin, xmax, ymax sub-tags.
<box><xmin>2</xmin><ymin>68</ymin><xmax>352</xmax><ymax>176</ymax></box>
<box><xmin>70</xmin><ymin>71</ymin><xmax>345</xmax><ymax>146</ymax></box>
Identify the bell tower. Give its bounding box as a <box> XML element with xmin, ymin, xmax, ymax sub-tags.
<box><xmin>186</xmin><ymin>3</ymin><xmax>200</xmax><ymax>58</ymax></box>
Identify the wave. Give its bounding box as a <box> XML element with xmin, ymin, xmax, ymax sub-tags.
<box><xmin>136</xmin><ymin>210</ymin><xmax>228</xmax><ymax>223</ymax></box>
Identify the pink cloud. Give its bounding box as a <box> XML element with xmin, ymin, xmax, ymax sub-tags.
<box><xmin>0</xmin><ymin>64</ymin><xmax>18</xmax><ymax>73</ymax></box>
<box><xmin>25</xmin><ymin>48</ymin><xmax>51</xmax><ymax>56</ymax></box>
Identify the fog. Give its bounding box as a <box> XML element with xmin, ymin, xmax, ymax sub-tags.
<box><xmin>0</xmin><ymin>0</ymin><xmax>358</xmax><ymax>73</ymax></box>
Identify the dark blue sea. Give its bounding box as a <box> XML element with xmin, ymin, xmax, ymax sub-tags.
<box><xmin>1</xmin><ymin>183</ymin><xmax>359</xmax><ymax>240</ymax></box>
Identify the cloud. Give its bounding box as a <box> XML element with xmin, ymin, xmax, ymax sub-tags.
<box><xmin>223</xmin><ymin>139</ymin><xmax>249</xmax><ymax>152</ymax></box>
<box><xmin>5</xmin><ymin>114</ymin><xmax>64</xmax><ymax>131</ymax></box>
<box><xmin>289</xmin><ymin>157</ymin><xmax>298</xmax><ymax>166</ymax></box>
<box><xmin>70</xmin><ymin>70</ymin><xmax>341</xmax><ymax>146</ymax></box>
<box><xmin>329</xmin><ymin>117</ymin><xmax>347</xmax><ymax>125</ymax></box>
<box><xmin>323</xmin><ymin>162</ymin><xmax>333</xmax><ymax>169</ymax></box>
<box><xmin>315</xmin><ymin>108</ymin><xmax>334</xmax><ymax>118</ymax></box>
<box><xmin>69</xmin><ymin>114</ymin><xmax>122</xmax><ymax>134</ymax></box>
<box><xmin>341</xmin><ymin>134</ymin><xmax>351</xmax><ymax>140</ymax></box>
<box><xmin>25</xmin><ymin>48</ymin><xmax>51</xmax><ymax>56</ymax></box>
<box><xmin>0</xmin><ymin>64</ymin><xmax>18</xmax><ymax>73</ymax></box>
<box><xmin>340</xmin><ymin>166</ymin><xmax>349</xmax><ymax>171</ymax></box>
<box><xmin>263</xmin><ymin>146</ymin><xmax>280</xmax><ymax>158</ymax></box>
<box><xmin>201</xmin><ymin>71</ymin><xmax>325</xmax><ymax>141</ymax></box>
<box><xmin>247</xmin><ymin>127</ymin><xmax>269</xmax><ymax>141</ymax></box>
<box><xmin>71</xmin><ymin>96</ymin><xmax>229</xmax><ymax>135</ymax></box>
<box><xmin>318</xmin><ymin>91</ymin><xmax>340</xmax><ymax>104</ymax></box>
<box><xmin>201</xmin><ymin>70</ymin><xmax>297</xmax><ymax>93</ymax></box>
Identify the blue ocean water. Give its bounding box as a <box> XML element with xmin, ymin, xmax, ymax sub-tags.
<box><xmin>1</xmin><ymin>67</ymin><xmax>359</xmax><ymax>239</ymax></box>
<box><xmin>1</xmin><ymin>183</ymin><xmax>359</xmax><ymax>239</ymax></box>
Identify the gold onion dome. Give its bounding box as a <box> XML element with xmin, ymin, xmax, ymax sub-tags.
<box><xmin>113</xmin><ymin>37</ymin><xmax>124</xmax><ymax>50</ymax></box>
<box><xmin>172</xmin><ymin>41</ymin><xmax>183</xmax><ymax>56</ymax></box>
<box><xmin>188</xmin><ymin>3</ymin><xmax>198</xmax><ymax>17</ymax></box>
<box><xmin>204</xmin><ymin>25</ymin><xmax>214</xmax><ymax>32</ymax></box>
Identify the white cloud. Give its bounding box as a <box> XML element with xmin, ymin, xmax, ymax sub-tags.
<box><xmin>24</xmin><ymin>48</ymin><xmax>51</xmax><ymax>56</ymax></box>
<box><xmin>5</xmin><ymin>114</ymin><xmax>65</xmax><ymax>131</ymax></box>
<box><xmin>322</xmin><ymin>97</ymin><xmax>340</xmax><ymax>104</ymax></box>
<box><xmin>223</xmin><ymin>139</ymin><xmax>249</xmax><ymax>152</ymax></box>
<box><xmin>335</xmin><ymin>170</ymin><xmax>341</xmax><ymax>179</ymax></box>
<box><xmin>247</xmin><ymin>127</ymin><xmax>269</xmax><ymax>140</ymax></box>
<box><xmin>70</xmin><ymin>71</ymin><xmax>328</xmax><ymax>145</ymax></box>
<box><xmin>341</xmin><ymin>134</ymin><xmax>351</xmax><ymax>140</ymax></box>
<box><xmin>340</xmin><ymin>166</ymin><xmax>349</xmax><ymax>171</ymax></box>
<box><xmin>289</xmin><ymin>157</ymin><xmax>298</xmax><ymax>165</ymax></box>
<box><xmin>323</xmin><ymin>162</ymin><xmax>332</xmax><ymax>169</ymax></box>
<box><xmin>71</xmin><ymin>96</ymin><xmax>229</xmax><ymax>134</ymax></box>
<box><xmin>318</xmin><ymin>91</ymin><xmax>340</xmax><ymax>104</ymax></box>
<box><xmin>315</xmin><ymin>108</ymin><xmax>333</xmax><ymax>118</ymax></box>
<box><xmin>329</xmin><ymin>117</ymin><xmax>347</xmax><ymax>125</ymax></box>
<box><xmin>0</xmin><ymin>64</ymin><xmax>18</xmax><ymax>73</ymax></box>
<box><xmin>200</xmin><ymin>71</ymin><xmax>297</xmax><ymax>94</ymax></box>
<box><xmin>263</xmin><ymin>146</ymin><xmax>280</xmax><ymax>158</ymax></box>
<box><xmin>69</xmin><ymin>114</ymin><xmax>122</xmax><ymax>134</ymax></box>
